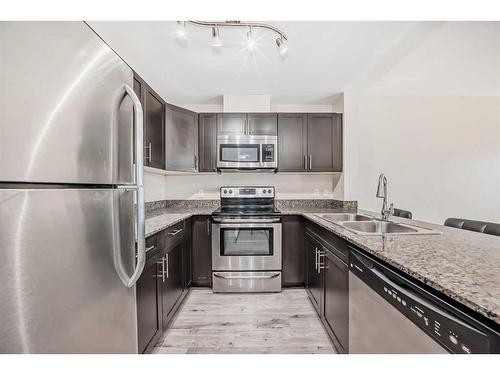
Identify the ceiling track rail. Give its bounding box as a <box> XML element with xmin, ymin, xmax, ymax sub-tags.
<box><xmin>184</xmin><ymin>21</ymin><xmax>288</xmax><ymax>41</ymax></box>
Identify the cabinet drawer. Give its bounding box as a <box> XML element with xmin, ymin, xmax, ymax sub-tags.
<box><xmin>163</xmin><ymin>221</ymin><xmax>185</xmax><ymax>250</ymax></box>
<box><xmin>145</xmin><ymin>232</ymin><xmax>161</xmax><ymax>259</ymax></box>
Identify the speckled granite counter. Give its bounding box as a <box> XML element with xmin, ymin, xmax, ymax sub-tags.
<box><xmin>304</xmin><ymin>210</ymin><xmax>500</xmax><ymax>326</ymax></box>
<box><xmin>145</xmin><ymin>200</ymin><xmax>500</xmax><ymax>325</ymax></box>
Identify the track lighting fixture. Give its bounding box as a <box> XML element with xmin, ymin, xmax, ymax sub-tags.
<box><xmin>175</xmin><ymin>21</ymin><xmax>289</xmax><ymax>57</ymax></box>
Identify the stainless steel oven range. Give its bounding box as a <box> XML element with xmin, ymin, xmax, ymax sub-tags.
<box><xmin>211</xmin><ymin>186</ymin><xmax>282</xmax><ymax>292</ymax></box>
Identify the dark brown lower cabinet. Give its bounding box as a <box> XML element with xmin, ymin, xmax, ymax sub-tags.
<box><xmin>136</xmin><ymin>254</ymin><xmax>161</xmax><ymax>353</ymax></box>
<box><xmin>161</xmin><ymin>240</ymin><xmax>184</xmax><ymax>330</ymax></box>
<box><xmin>305</xmin><ymin>232</ymin><xmax>322</xmax><ymax>314</ymax></box>
<box><xmin>191</xmin><ymin>216</ymin><xmax>212</xmax><ymax>286</ymax></box>
<box><xmin>137</xmin><ymin>219</ymin><xmax>193</xmax><ymax>353</ymax></box>
<box><xmin>183</xmin><ymin>218</ymin><xmax>192</xmax><ymax>289</ymax></box>
<box><xmin>323</xmin><ymin>249</ymin><xmax>349</xmax><ymax>353</ymax></box>
<box><xmin>305</xmin><ymin>221</ymin><xmax>349</xmax><ymax>353</ymax></box>
<box><xmin>282</xmin><ymin>216</ymin><xmax>305</xmax><ymax>286</ymax></box>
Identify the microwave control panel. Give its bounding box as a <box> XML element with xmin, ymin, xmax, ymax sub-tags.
<box><xmin>262</xmin><ymin>144</ymin><xmax>275</xmax><ymax>162</ymax></box>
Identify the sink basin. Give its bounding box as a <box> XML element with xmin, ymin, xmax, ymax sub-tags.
<box><xmin>316</xmin><ymin>213</ymin><xmax>373</xmax><ymax>222</ymax></box>
<box><xmin>342</xmin><ymin>221</ymin><xmax>418</xmax><ymax>234</ymax></box>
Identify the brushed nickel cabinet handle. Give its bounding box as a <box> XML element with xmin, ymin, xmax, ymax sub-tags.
<box><xmin>165</xmin><ymin>253</ymin><xmax>169</xmax><ymax>279</ymax></box>
<box><xmin>309</xmin><ymin>154</ymin><xmax>312</xmax><ymax>170</ymax></box>
<box><xmin>168</xmin><ymin>228</ymin><xmax>183</xmax><ymax>236</ymax></box>
<box><xmin>156</xmin><ymin>257</ymin><xmax>165</xmax><ymax>282</ymax></box>
<box><xmin>304</xmin><ymin>155</ymin><xmax>307</xmax><ymax>170</ymax></box>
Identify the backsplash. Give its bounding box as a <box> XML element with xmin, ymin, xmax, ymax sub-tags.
<box><xmin>146</xmin><ymin>199</ymin><xmax>357</xmax><ymax>216</ymax></box>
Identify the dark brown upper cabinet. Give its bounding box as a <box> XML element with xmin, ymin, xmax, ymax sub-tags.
<box><xmin>218</xmin><ymin>113</ymin><xmax>277</xmax><ymax>136</ymax></box>
<box><xmin>277</xmin><ymin>113</ymin><xmax>308</xmax><ymax>172</ymax></box>
<box><xmin>247</xmin><ymin>113</ymin><xmax>278</xmax><ymax>135</ymax></box>
<box><xmin>277</xmin><ymin>113</ymin><xmax>343</xmax><ymax>172</ymax></box>
<box><xmin>166</xmin><ymin>104</ymin><xmax>198</xmax><ymax>172</ymax></box>
<box><xmin>218</xmin><ymin>113</ymin><xmax>247</xmax><ymax>136</ymax></box>
<box><xmin>133</xmin><ymin>73</ymin><xmax>166</xmax><ymax>170</ymax></box>
<box><xmin>198</xmin><ymin>114</ymin><xmax>218</xmax><ymax>172</ymax></box>
<box><xmin>307</xmin><ymin>113</ymin><xmax>342</xmax><ymax>172</ymax></box>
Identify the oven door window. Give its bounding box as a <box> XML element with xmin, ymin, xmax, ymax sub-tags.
<box><xmin>220</xmin><ymin>144</ymin><xmax>260</xmax><ymax>163</ymax></box>
<box><xmin>220</xmin><ymin>228</ymin><xmax>274</xmax><ymax>256</ymax></box>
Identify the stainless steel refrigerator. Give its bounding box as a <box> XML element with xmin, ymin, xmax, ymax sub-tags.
<box><xmin>0</xmin><ymin>22</ymin><xmax>146</xmax><ymax>353</ymax></box>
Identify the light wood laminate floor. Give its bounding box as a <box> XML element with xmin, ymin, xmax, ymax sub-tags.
<box><xmin>152</xmin><ymin>288</ymin><xmax>336</xmax><ymax>354</ymax></box>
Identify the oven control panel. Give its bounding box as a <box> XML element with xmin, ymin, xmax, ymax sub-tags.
<box><xmin>220</xmin><ymin>186</ymin><xmax>275</xmax><ymax>198</ymax></box>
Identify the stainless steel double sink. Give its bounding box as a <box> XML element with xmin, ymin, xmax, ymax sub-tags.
<box><xmin>314</xmin><ymin>213</ymin><xmax>441</xmax><ymax>236</ymax></box>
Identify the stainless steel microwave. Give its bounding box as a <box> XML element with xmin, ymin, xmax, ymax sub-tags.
<box><xmin>216</xmin><ymin>135</ymin><xmax>278</xmax><ymax>171</ymax></box>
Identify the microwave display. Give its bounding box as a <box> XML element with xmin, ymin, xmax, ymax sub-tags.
<box><xmin>262</xmin><ymin>144</ymin><xmax>275</xmax><ymax>162</ymax></box>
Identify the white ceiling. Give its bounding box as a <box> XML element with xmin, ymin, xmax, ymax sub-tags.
<box><xmin>88</xmin><ymin>21</ymin><xmax>500</xmax><ymax>106</ymax></box>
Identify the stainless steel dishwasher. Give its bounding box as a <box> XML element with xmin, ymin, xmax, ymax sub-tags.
<box><xmin>349</xmin><ymin>249</ymin><xmax>500</xmax><ymax>354</ymax></box>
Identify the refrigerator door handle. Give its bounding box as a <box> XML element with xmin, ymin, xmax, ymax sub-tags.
<box><xmin>114</xmin><ymin>84</ymin><xmax>145</xmax><ymax>288</ymax></box>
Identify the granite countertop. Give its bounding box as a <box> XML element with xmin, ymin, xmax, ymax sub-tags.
<box><xmin>145</xmin><ymin>202</ymin><xmax>500</xmax><ymax>326</ymax></box>
<box><xmin>304</xmin><ymin>210</ymin><xmax>500</xmax><ymax>326</ymax></box>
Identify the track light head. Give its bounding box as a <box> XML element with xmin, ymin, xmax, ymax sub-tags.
<box><xmin>246</xmin><ymin>28</ymin><xmax>256</xmax><ymax>50</ymax></box>
<box><xmin>276</xmin><ymin>37</ymin><xmax>288</xmax><ymax>57</ymax></box>
<box><xmin>176</xmin><ymin>21</ymin><xmax>187</xmax><ymax>40</ymax></box>
<box><xmin>211</xmin><ymin>27</ymin><xmax>223</xmax><ymax>48</ymax></box>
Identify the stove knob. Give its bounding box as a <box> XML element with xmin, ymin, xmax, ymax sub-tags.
<box><xmin>268</xmin><ymin>189</ymin><xmax>272</xmax><ymax>194</ymax></box>
<box><xmin>223</xmin><ymin>189</ymin><xmax>227</xmax><ymax>194</ymax></box>
<box><xmin>229</xmin><ymin>189</ymin><xmax>233</xmax><ymax>194</ymax></box>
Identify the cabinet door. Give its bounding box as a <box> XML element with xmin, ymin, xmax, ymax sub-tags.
<box><xmin>166</xmin><ymin>105</ymin><xmax>198</xmax><ymax>171</ymax></box>
<box><xmin>305</xmin><ymin>233</ymin><xmax>322</xmax><ymax>314</ymax></box>
<box><xmin>323</xmin><ymin>249</ymin><xmax>349</xmax><ymax>352</ymax></box>
<box><xmin>198</xmin><ymin>114</ymin><xmax>218</xmax><ymax>172</ymax></box>
<box><xmin>136</xmin><ymin>257</ymin><xmax>161</xmax><ymax>353</ymax></box>
<box><xmin>282</xmin><ymin>216</ymin><xmax>305</xmax><ymax>286</ymax></box>
<box><xmin>162</xmin><ymin>242</ymin><xmax>183</xmax><ymax>329</ymax></box>
<box><xmin>277</xmin><ymin>113</ymin><xmax>307</xmax><ymax>172</ymax></box>
<box><xmin>183</xmin><ymin>219</ymin><xmax>192</xmax><ymax>289</ymax></box>
<box><xmin>145</xmin><ymin>89</ymin><xmax>166</xmax><ymax>169</ymax></box>
<box><xmin>307</xmin><ymin>113</ymin><xmax>342</xmax><ymax>172</ymax></box>
<box><xmin>192</xmin><ymin>216</ymin><xmax>212</xmax><ymax>286</ymax></box>
<box><xmin>247</xmin><ymin>113</ymin><xmax>277</xmax><ymax>135</ymax></box>
<box><xmin>217</xmin><ymin>113</ymin><xmax>247</xmax><ymax>136</ymax></box>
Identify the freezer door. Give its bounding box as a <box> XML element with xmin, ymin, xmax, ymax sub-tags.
<box><xmin>0</xmin><ymin>189</ymin><xmax>138</xmax><ymax>353</ymax></box>
<box><xmin>0</xmin><ymin>22</ymin><xmax>135</xmax><ymax>184</ymax></box>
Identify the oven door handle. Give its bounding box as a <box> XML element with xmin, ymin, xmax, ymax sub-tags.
<box><xmin>212</xmin><ymin>217</ymin><xmax>281</xmax><ymax>224</ymax></box>
<box><xmin>213</xmin><ymin>272</ymin><xmax>281</xmax><ymax>280</ymax></box>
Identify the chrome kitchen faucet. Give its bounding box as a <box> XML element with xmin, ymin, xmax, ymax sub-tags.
<box><xmin>376</xmin><ymin>173</ymin><xmax>394</xmax><ymax>221</ymax></box>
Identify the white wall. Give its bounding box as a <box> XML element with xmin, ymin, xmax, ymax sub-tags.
<box><xmin>343</xmin><ymin>93</ymin><xmax>500</xmax><ymax>224</ymax></box>
<box><xmin>144</xmin><ymin>170</ymin><xmax>343</xmax><ymax>202</ymax></box>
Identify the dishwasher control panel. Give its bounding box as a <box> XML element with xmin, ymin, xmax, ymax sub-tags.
<box><xmin>350</xmin><ymin>249</ymin><xmax>499</xmax><ymax>354</ymax></box>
